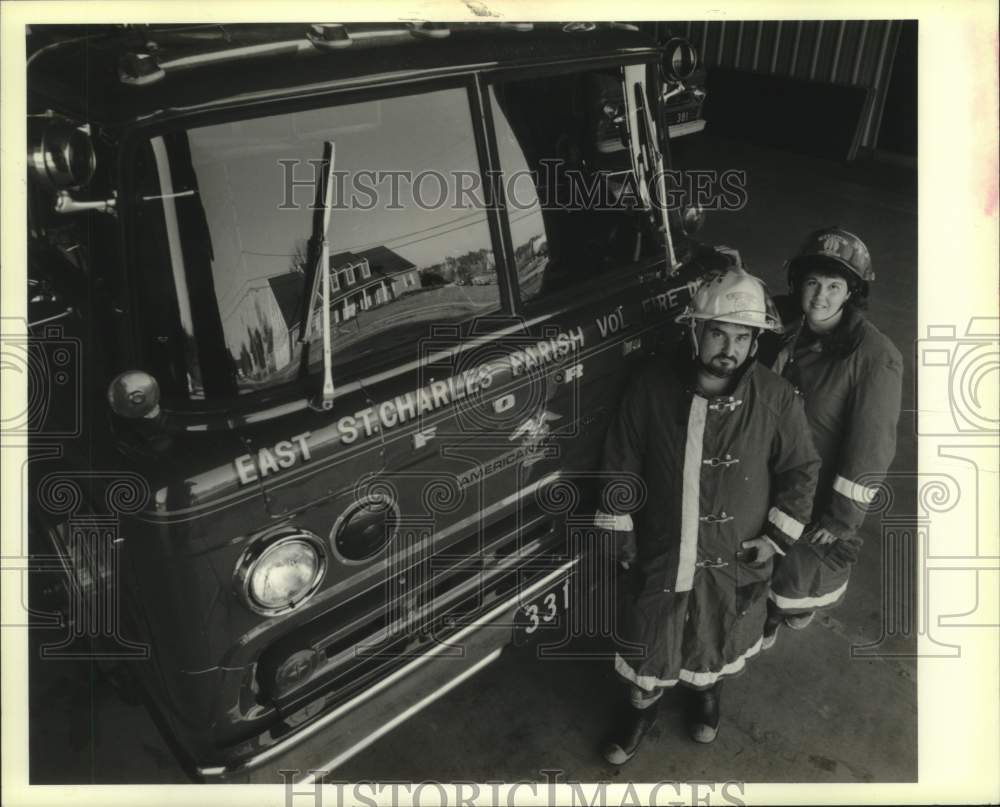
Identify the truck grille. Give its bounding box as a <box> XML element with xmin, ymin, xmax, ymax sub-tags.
<box><xmin>256</xmin><ymin>509</ymin><xmax>569</xmax><ymax>719</ymax></box>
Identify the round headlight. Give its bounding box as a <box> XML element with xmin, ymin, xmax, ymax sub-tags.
<box><xmin>331</xmin><ymin>496</ymin><xmax>399</xmax><ymax>564</ymax></box>
<box><xmin>237</xmin><ymin>531</ymin><xmax>327</xmax><ymax>616</ymax></box>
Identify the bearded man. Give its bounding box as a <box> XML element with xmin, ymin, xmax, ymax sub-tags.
<box><xmin>596</xmin><ymin>258</ymin><xmax>820</xmax><ymax>764</ymax></box>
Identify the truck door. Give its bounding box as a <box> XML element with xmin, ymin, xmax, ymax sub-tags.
<box><xmin>485</xmin><ymin>62</ymin><xmax>686</xmax><ymax>494</ymax></box>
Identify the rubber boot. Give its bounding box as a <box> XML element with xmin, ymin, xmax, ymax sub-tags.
<box><xmin>785</xmin><ymin>611</ymin><xmax>815</xmax><ymax>630</ymax></box>
<box><xmin>601</xmin><ymin>698</ymin><xmax>660</xmax><ymax>765</ymax></box>
<box><xmin>762</xmin><ymin>612</ymin><xmax>782</xmax><ymax>650</ymax></box>
<box><xmin>686</xmin><ymin>682</ymin><xmax>722</xmax><ymax>744</ymax></box>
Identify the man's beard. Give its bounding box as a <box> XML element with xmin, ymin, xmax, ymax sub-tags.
<box><xmin>699</xmin><ymin>354</ymin><xmax>743</xmax><ymax>378</ymax></box>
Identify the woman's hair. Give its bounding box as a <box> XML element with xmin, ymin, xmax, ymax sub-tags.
<box><xmin>790</xmin><ymin>260</ymin><xmax>869</xmax><ymax>311</ymax></box>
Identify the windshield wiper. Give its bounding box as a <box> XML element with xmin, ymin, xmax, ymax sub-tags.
<box><xmin>299</xmin><ymin>140</ymin><xmax>337</xmax><ymax>410</ymax></box>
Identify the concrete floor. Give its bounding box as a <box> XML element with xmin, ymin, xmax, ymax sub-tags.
<box><xmin>29</xmin><ymin>134</ymin><xmax>918</xmax><ymax>785</ymax></box>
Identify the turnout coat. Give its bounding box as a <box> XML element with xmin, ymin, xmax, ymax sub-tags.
<box><xmin>598</xmin><ymin>351</ymin><xmax>819</xmax><ymax>691</ymax></box>
<box><xmin>767</xmin><ymin>305</ymin><xmax>903</xmax><ymax>613</ymax></box>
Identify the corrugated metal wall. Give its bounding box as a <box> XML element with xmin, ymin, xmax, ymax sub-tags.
<box><xmin>653</xmin><ymin>20</ymin><xmax>904</xmax><ymax>152</ymax></box>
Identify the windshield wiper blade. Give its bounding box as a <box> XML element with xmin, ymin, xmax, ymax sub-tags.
<box><xmin>299</xmin><ymin>140</ymin><xmax>337</xmax><ymax>410</ymax></box>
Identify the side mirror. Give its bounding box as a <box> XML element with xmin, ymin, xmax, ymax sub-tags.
<box><xmin>659</xmin><ymin>37</ymin><xmax>707</xmax><ymax>136</ymax></box>
<box><xmin>28</xmin><ymin>116</ymin><xmax>95</xmax><ymax>192</ymax></box>
<box><xmin>28</xmin><ymin>116</ymin><xmax>116</xmax><ymax>216</ymax></box>
<box><xmin>662</xmin><ymin>37</ymin><xmax>699</xmax><ymax>83</ymax></box>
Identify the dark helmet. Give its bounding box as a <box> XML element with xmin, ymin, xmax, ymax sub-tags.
<box><xmin>786</xmin><ymin>227</ymin><xmax>874</xmax><ymax>299</ymax></box>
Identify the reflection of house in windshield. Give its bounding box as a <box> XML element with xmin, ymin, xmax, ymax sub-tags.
<box><xmin>326</xmin><ymin>246</ymin><xmax>420</xmax><ymax>322</ymax></box>
<box><xmin>267</xmin><ymin>245</ymin><xmax>420</xmax><ymax>338</ymax></box>
<box><xmin>232</xmin><ymin>245</ymin><xmax>421</xmax><ymax>381</ymax></box>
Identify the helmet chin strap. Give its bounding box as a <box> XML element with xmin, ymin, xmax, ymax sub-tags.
<box><xmin>688</xmin><ymin>323</ymin><xmax>701</xmax><ymax>358</ymax></box>
<box><xmin>812</xmin><ymin>302</ymin><xmax>846</xmax><ymax>323</ymax></box>
<box><xmin>806</xmin><ymin>299</ymin><xmax>850</xmax><ymax>332</ymax></box>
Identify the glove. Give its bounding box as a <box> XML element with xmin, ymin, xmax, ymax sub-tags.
<box><xmin>601</xmin><ymin>529</ymin><xmax>637</xmax><ymax>568</ymax></box>
<box><xmin>740</xmin><ymin>536</ymin><xmax>778</xmax><ymax>564</ymax></box>
<box><xmin>821</xmin><ymin>534</ymin><xmax>863</xmax><ymax>570</ymax></box>
<box><xmin>593</xmin><ymin>512</ymin><xmax>638</xmax><ymax>568</ymax></box>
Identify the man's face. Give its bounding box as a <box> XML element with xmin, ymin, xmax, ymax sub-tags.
<box><xmin>696</xmin><ymin>320</ymin><xmax>755</xmax><ymax>377</ymax></box>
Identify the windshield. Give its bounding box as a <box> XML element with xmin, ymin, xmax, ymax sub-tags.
<box><xmin>131</xmin><ymin>86</ymin><xmax>501</xmax><ymax>400</ymax></box>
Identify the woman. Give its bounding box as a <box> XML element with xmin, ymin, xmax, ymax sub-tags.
<box><xmin>762</xmin><ymin>227</ymin><xmax>903</xmax><ymax>647</ymax></box>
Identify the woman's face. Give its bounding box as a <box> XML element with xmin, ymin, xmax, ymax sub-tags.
<box><xmin>800</xmin><ymin>271</ymin><xmax>851</xmax><ymax>331</ymax></box>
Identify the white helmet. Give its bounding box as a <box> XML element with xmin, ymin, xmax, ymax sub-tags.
<box><xmin>676</xmin><ymin>264</ymin><xmax>782</xmax><ymax>333</ymax></box>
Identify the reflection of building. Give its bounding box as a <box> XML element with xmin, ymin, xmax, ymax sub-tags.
<box><xmin>267</xmin><ymin>245</ymin><xmax>420</xmax><ymax>338</ymax></box>
<box><xmin>327</xmin><ymin>246</ymin><xmax>420</xmax><ymax>322</ymax></box>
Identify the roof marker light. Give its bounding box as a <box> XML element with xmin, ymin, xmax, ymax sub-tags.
<box><xmin>118</xmin><ymin>51</ymin><xmax>166</xmax><ymax>86</ymax></box>
<box><xmin>308</xmin><ymin>24</ymin><xmax>353</xmax><ymax>50</ymax></box>
<box><xmin>410</xmin><ymin>22</ymin><xmax>451</xmax><ymax>39</ymax></box>
<box><xmin>108</xmin><ymin>371</ymin><xmax>161</xmax><ymax>419</ymax></box>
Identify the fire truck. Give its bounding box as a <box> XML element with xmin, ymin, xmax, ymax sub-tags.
<box><xmin>25</xmin><ymin>22</ymin><xmax>707</xmax><ymax>780</ymax></box>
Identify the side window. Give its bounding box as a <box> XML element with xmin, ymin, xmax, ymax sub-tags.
<box><xmin>136</xmin><ymin>85</ymin><xmax>501</xmax><ymax>396</ymax></box>
<box><xmin>490</xmin><ymin>69</ymin><xmax>660</xmax><ymax>306</ymax></box>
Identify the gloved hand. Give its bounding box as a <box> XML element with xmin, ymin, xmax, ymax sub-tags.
<box><xmin>593</xmin><ymin>512</ymin><xmax>638</xmax><ymax>569</ymax></box>
<box><xmin>740</xmin><ymin>536</ymin><xmax>778</xmax><ymax>564</ymax></box>
<box><xmin>821</xmin><ymin>534</ymin><xmax>863</xmax><ymax>570</ymax></box>
<box><xmin>610</xmin><ymin>529</ymin><xmax>638</xmax><ymax>569</ymax></box>
<box><xmin>808</xmin><ymin>526</ymin><xmax>840</xmax><ymax>545</ymax></box>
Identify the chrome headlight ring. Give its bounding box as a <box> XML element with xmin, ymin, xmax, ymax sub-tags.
<box><xmin>234</xmin><ymin>527</ymin><xmax>328</xmax><ymax>617</ymax></box>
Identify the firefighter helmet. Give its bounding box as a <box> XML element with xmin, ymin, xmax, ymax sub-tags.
<box><xmin>676</xmin><ymin>265</ymin><xmax>782</xmax><ymax>333</ymax></box>
<box><xmin>786</xmin><ymin>227</ymin><xmax>874</xmax><ymax>297</ymax></box>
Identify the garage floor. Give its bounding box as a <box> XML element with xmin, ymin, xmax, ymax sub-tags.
<box><xmin>28</xmin><ymin>133</ymin><xmax>918</xmax><ymax>786</ymax></box>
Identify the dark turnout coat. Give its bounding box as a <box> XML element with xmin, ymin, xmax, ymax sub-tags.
<box><xmin>598</xmin><ymin>352</ymin><xmax>819</xmax><ymax>691</ymax></box>
<box><xmin>767</xmin><ymin>305</ymin><xmax>903</xmax><ymax>613</ymax></box>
